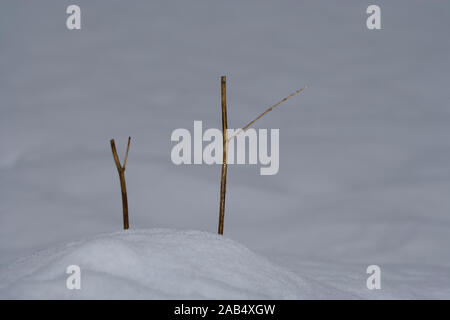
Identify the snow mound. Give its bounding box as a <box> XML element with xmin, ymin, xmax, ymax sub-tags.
<box><xmin>0</xmin><ymin>229</ymin><xmax>314</xmax><ymax>299</ymax></box>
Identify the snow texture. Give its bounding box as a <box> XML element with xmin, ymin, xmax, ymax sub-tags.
<box><xmin>0</xmin><ymin>229</ymin><xmax>318</xmax><ymax>299</ymax></box>
<box><xmin>2</xmin><ymin>229</ymin><xmax>449</xmax><ymax>299</ymax></box>
<box><xmin>1</xmin><ymin>0</ymin><xmax>450</xmax><ymax>299</ymax></box>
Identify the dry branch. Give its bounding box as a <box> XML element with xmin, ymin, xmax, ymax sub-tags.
<box><xmin>227</xmin><ymin>86</ymin><xmax>307</xmax><ymax>142</ymax></box>
<box><xmin>216</xmin><ymin>79</ymin><xmax>307</xmax><ymax>235</ymax></box>
<box><xmin>218</xmin><ymin>76</ymin><xmax>228</xmax><ymax>235</ymax></box>
<box><xmin>110</xmin><ymin>137</ymin><xmax>131</xmax><ymax>230</ymax></box>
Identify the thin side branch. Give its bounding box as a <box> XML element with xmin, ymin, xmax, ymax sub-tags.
<box><xmin>110</xmin><ymin>139</ymin><xmax>122</xmax><ymax>171</ymax></box>
<box><xmin>123</xmin><ymin>136</ymin><xmax>131</xmax><ymax>169</ymax></box>
<box><xmin>227</xmin><ymin>85</ymin><xmax>307</xmax><ymax>142</ymax></box>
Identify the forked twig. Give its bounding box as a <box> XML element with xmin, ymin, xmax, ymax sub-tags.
<box><xmin>110</xmin><ymin>137</ymin><xmax>132</xmax><ymax>230</ymax></box>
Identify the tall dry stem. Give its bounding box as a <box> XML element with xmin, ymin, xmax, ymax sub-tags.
<box><xmin>218</xmin><ymin>76</ymin><xmax>228</xmax><ymax>235</ymax></box>
<box><xmin>217</xmin><ymin>78</ymin><xmax>307</xmax><ymax>235</ymax></box>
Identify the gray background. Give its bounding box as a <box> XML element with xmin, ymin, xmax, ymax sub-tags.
<box><xmin>1</xmin><ymin>0</ymin><xmax>450</xmax><ymax>296</ymax></box>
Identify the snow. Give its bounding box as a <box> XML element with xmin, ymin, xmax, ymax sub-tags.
<box><xmin>0</xmin><ymin>229</ymin><xmax>318</xmax><ymax>299</ymax></box>
<box><xmin>2</xmin><ymin>229</ymin><xmax>449</xmax><ymax>299</ymax></box>
<box><xmin>1</xmin><ymin>1</ymin><xmax>450</xmax><ymax>299</ymax></box>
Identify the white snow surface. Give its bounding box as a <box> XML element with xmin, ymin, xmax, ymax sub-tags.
<box><xmin>2</xmin><ymin>229</ymin><xmax>449</xmax><ymax>299</ymax></box>
<box><xmin>0</xmin><ymin>229</ymin><xmax>319</xmax><ymax>299</ymax></box>
<box><xmin>1</xmin><ymin>1</ymin><xmax>450</xmax><ymax>299</ymax></box>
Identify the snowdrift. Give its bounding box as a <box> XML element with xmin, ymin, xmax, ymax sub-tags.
<box><xmin>0</xmin><ymin>229</ymin><xmax>314</xmax><ymax>299</ymax></box>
